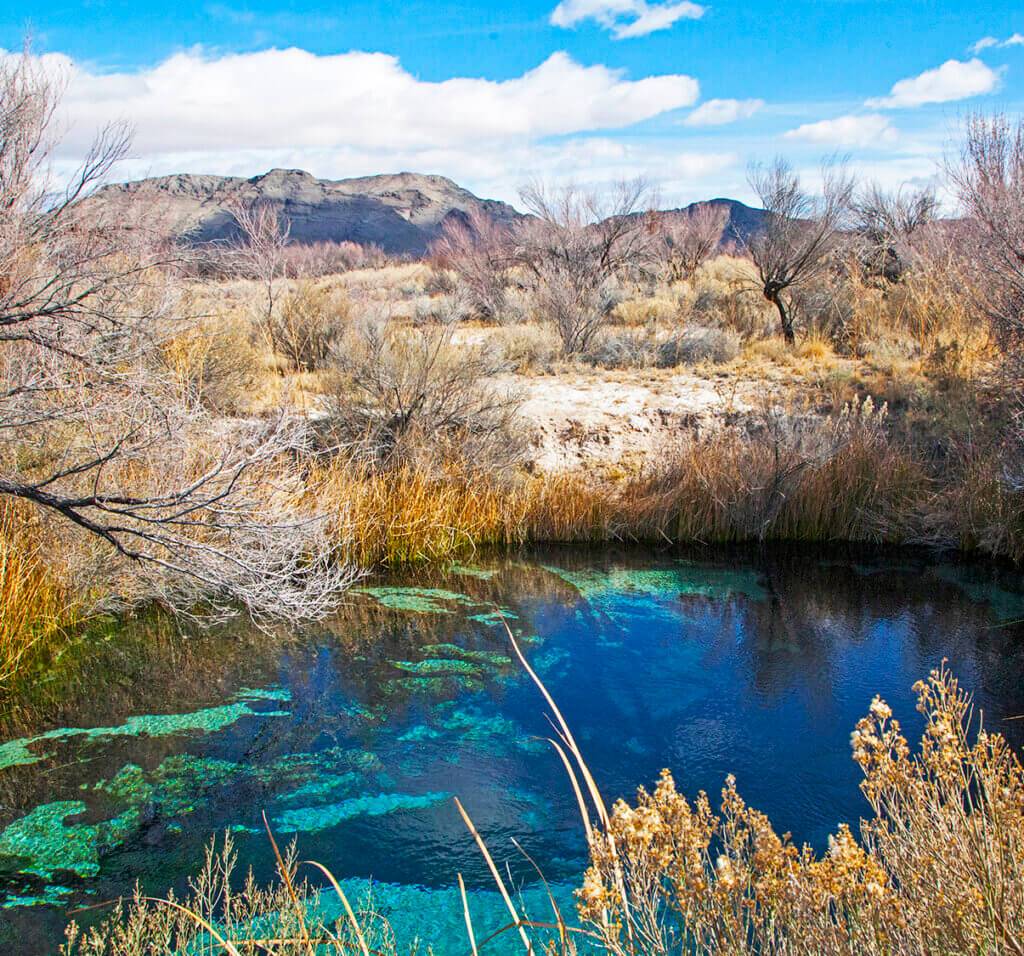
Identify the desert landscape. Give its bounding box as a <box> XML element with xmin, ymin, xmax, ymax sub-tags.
<box><xmin>2</xmin><ymin>7</ymin><xmax>1024</xmax><ymax>955</ymax></box>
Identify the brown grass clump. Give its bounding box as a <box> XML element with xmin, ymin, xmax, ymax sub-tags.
<box><xmin>578</xmin><ymin>665</ymin><xmax>1024</xmax><ymax>956</ymax></box>
<box><xmin>317</xmin><ymin>460</ymin><xmax>619</xmax><ymax>567</ymax></box>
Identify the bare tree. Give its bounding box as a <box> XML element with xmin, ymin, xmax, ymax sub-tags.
<box><xmin>656</xmin><ymin>203</ymin><xmax>729</xmax><ymax>282</ymax></box>
<box><xmin>946</xmin><ymin>113</ymin><xmax>1024</xmax><ymax>351</ymax></box>
<box><xmin>746</xmin><ymin>158</ymin><xmax>855</xmax><ymax>343</ymax></box>
<box><xmin>852</xmin><ymin>182</ymin><xmax>938</xmax><ymax>280</ymax></box>
<box><xmin>431</xmin><ymin>209</ymin><xmax>513</xmax><ymax>322</ymax></box>
<box><xmin>228</xmin><ymin>199</ymin><xmax>291</xmax><ymax>326</ymax></box>
<box><xmin>514</xmin><ymin>178</ymin><xmax>657</xmax><ymax>353</ymax></box>
<box><xmin>0</xmin><ymin>48</ymin><xmax>358</xmax><ymax>623</ymax></box>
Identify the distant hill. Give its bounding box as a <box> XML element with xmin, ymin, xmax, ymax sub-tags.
<box><xmin>83</xmin><ymin>169</ymin><xmax>524</xmax><ymax>258</ymax></box>
<box><xmin>84</xmin><ymin>168</ymin><xmax>769</xmax><ymax>258</ymax></box>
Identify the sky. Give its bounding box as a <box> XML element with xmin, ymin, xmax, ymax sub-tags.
<box><xmin>3</xmin><ymin>0</ymin><xmax>1023</xmax><ymax>208</ymax></box>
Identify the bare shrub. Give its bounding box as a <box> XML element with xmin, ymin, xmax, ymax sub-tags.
<box><xmin>655</xmin><ymin>203</ymin><xmax>729</xmax><ymax>282</ymax></box>
<box><xmin>514</xmin><ymin>179</ymin><xmax>658</xmax><ymax>354</ymax></box>
<box><xmin>0</xmin><ymin>47</ymin><xmax>358</xmax><ymax>625</ymax></box>
<box><xmin>328</xmin><ymin>311</ymin><xmax>523</xmax><ymax>472</ymax></box>
<box><xmin>582</xmin><ymin>329</ymin><xmax>656</xmax><ymax>369</ymax></box>
<box><xmin>946</xmin><ymin>114</ymin><xmax>1024</xmax><ymax>367</ymax></box>
<box><xmin>262</xmin><ymin>279</ymin><xmax>352</xmax><ymax>371</ymax></box>
<box><xmin>656</xmin><ymin>326</ymin><xmax>740</xmax><ymax>366</ymax></box>
<box><xmin>283</xmin><ymin>239</ymin><xmax>387</xmax><ymax>277</ymax></box>
<box><xmin>228</xmin><ymin>199</ymin><xmax>290</xmax><ymax>324</ymax></box>
<box><xmin>747</xmin><ymin>158</ymin><xmax>855</xmax><ymax>343</ymax></box>
<box><xmin>852</xmin><ymin>182</ymin><xmax>938</xmax><ymax>280</ymax></box>
<box><xmin>489</xmin><ymin>323</ymin><xmax>561</xmax><ymax>373</ymax></box>
<box><xmin>431</xmin><ymin>209</ymin><xmax>513</xmax><ymax>322</ymax></box>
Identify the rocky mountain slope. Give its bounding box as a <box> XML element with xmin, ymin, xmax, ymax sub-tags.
<box><xmin>85</xmin><ymin>168</ymin><xmax>768</xmax><ymax>257</ymax></box>
<box><xmin>84</xmin><ymin>169</ymin><xmax>523</xmax><ymax>257</ymax></box>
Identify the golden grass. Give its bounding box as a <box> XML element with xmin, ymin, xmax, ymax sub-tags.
<box><xmin>0</xmin><ymin>504</ymin><xmax>81</xmax><ymax>690</ymax></box>
<box><xmin>316</xmin><ymin>460</ymin><xmax>619</xmax><ymax>567</ymax></box>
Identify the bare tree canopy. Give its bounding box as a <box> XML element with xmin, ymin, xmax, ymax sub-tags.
<box><xmin>0</xmin><ymin>48</ymin><xmax>357</xmax><ymax>624</ymax></box>
<box><xmin>946</xmin><ymin>113</ymin><xmax>1024</xmax><ymax>351</ymax></box>
<box><xmin>746</xmin><ymin>158</ymin><xmax>855</xmax><ymax>343</ymax></box>
<box><xmin>656</xmin><ymin>203</ymin><xmax>729</xmax><ymax>282</ymax></box>
<box><xmin>430</xmin><ymin>208</ymin><xmax>513</xmax><ymax>322</ymax></box>
<box><xmin>851</xmin><ymin>182</ymin><xmax>938</xmax><ymax>280</ymax></box>
<box><xmin>514</xmin><ymin>178</ymin><xmax>657</xmax><ymax>353</ymax></box>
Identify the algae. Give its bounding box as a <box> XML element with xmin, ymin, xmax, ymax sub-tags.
<box><xmin>390</xmin><ymin>659</ymin><xmax>483</xmax><ymax>678</ymax></box>
<box><xmin>273</xmin><ymin>791</ymin><xmax>453</xmax><ymax>832</ymax></box>
<box><xmin>354</xmin><ymin>587</ymin><xmax>474</xmax><ymax>614</ymax></box>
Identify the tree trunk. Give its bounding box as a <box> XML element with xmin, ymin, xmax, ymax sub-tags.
<box><xmin>767</xmin><ymin>291</ymin><xmax>794</xmax><ymax>344</ymax></box>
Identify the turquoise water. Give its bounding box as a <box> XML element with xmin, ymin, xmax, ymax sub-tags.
<box><xmin>2</xmin><ymin>547</ymin><xmax>1024</xmax><ymax>953</ymax></box>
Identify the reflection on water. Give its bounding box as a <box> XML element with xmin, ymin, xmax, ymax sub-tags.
<box><xmin>2</xmin><ymin>546</ymin><xmax>1024</xmax><ymax>954</ymax></box>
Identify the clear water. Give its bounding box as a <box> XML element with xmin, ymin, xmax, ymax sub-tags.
<box><xmin>3</xmin><ymin>547</ymin><xmax>1024</xmax><ymax>954</ymax></box>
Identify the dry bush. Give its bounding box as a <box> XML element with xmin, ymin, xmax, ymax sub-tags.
<box><xmin>610</xmin><ymin>295</ymin><xmax>681</xmax><ymax>327</ymax></box>
<box><xmin>582</xmin><ymin>328</ymin><xmax>656</xmax><ymax>369</ymax></box>
<box><xmin>431</xmin><ymin>208</ymin><xmax>514</xmax><ymax>322</ymax></box>
<box><xmin>326</xmin><ymin>311</ymin><xmax>524</xmax><ymax>472</ymax></box>
<box><xmin>514</xmin><ymin>179</ymin><xmax>658</xmax><ymax>353</ymax></box>
<box><xmin>654</xmin><ymin>203</ymin><xmax>729</xmax><ymax>282</ymax></box>
<box><xmin>259</xmin><ymin>279</ymin><xmax>353</xmax><ymax>371</ymax></box>
<box><xmin>746</xmin><ymin>158</ymin><xmax>855</xmax><ymax>343</ymax></box>
<box><xmin>579</xmin><ymin>666</ymin><xmax>1024</xmax><ymax>956</ymax></box>
<box><xmin>283</xmin><ymin>239</ymin><xmax>387</xmax><ymax>277</ymax></box>
<box><xmin>490</xmin><ymin>323</ymin><xmax>561</xmax><ymax>373</ymax></box>
<box><xmin>655</xmin><ymin>327</ymin><xmax>740</xmax><ymax>367</ymax></box>
<box><xmin>160</xmin><ymin>312</ymin><xmax>260</xmax><ymax>414</ymax></box>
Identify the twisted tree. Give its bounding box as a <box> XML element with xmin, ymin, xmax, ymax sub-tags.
<box><xmin>747</xmin><ymin>158</ymin><xmax>855</xmax><ymax>343</ymax></box>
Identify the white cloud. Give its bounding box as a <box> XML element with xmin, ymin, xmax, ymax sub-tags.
<box><xmin>683</xmin><ymin>98</ymin><xmax>764</xmax><ymax>126</ymax></box>
<box><xmin>549</xmin><ymin>0</ymin><xmax>705</xmax><ymax>39</ymax></box>
<box><xmin>14</xmin><ymin>46</ymin><xmax>710</xmax><ymax>207</ymax></box>
<box><xmin>782</xmin><ymin>113</ymin><xmax>898</xmax><ymax>147</ymax></box>
<box><xmin>866</xmin><ymin>58</ymin><xmax>1001</xmax><ymax>109</ymax></box>
<box><xmin>36</xmin><ymin>46</ymin><xmax>699</xmax><ymax>157</ymax></box>
<box><xmin>970</xmin><ymin>33</ymin><xmax>1024</xmax><ymax>54</ymax></box>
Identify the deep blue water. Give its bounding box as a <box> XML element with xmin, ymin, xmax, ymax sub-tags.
<box><xmin>2</xmin><ymin>547</ymin><xmax>1024</xmax><ymax>954</ymax></box>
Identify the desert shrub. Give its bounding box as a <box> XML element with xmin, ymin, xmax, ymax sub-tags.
<box><xmin>582</xmin><ymin>328</ymin><xmax>656</xmax><ymax>369</ymax></box>
<box><xmin>579</xmin><ymin>665</ymin><xmax>1024</xmax><ymax>956</ymax></box>
<box><xmin>327</xmin><ymin>311</ymin><xmax>524</xmax><ymax>472</ymax></box>
<box><xmin>490</xmin><ymin>323</ymin><xmax>560</xmax><ymax>373</ymax></box>
<box><xmin>656</xmin><ymin>326</ymin><xmax>740</xmax><ymax>367</ymax></box>
<box><xmin>283</xmin><ymin>240</ymin><xmax>387</xmax><ymax>276</ymax></box>
<box><xmin>258</xmin><ymin>280</ymin><xmax>353</xmax><ymax>371</ymax></box>
<box><xmin>160</xmin><ymin>314</ymin><xmax>259</xmax><ymax>414</ymax></box>
<box><xmin>410</xmin><ymin>289</ymin><xmax>471</xmax><ymax>325</ymax></box>
<box><xmin>610</xmin><ymin>295</ymin><xmax>681</xmax><ymax>327</ymax></box>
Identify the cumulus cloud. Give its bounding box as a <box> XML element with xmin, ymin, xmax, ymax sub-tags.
<box><xmin>42</xmin><ymin>46</ymin><xmax>699</xmax><ymax>156</ymax></box>
<box><xmin>14</xmin><ymin>45</ymin><xmax>712</xmax><ymax>206</ymax></box>
<box><xmin>683</xmin><ymin>98</ymin><xmax>764</xmax><ymax>126</ymax></box>
<box><xmin>970</xmin><ymin>34</ymin><xmax>1024</xmax><ymax>54</ymax></box>
<box><xmin>866</xmin><ymin>58</ymin><xmax>1001</xmax><ymax>109</ymax></box>
<box><xmin>549</xmin><ymin>0</ymin><xmax>705</xmax><ymax>39</ymax></box>
<box><xmin>782</xmin><ymin>113</ymin><xmax>898</xmax><ymax>147</ymax></box>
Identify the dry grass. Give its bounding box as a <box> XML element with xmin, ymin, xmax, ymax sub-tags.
<box><xmin>317</xmin><ymin>459</ymin><xmax>619</xmax><ymax>567</ymax></box>
<box><xmin>580</xmin><ymin>665</ymin><xmax>1024</xmax><ymax>955</ymax></box>
<box><xmin>0</xmin><ymin>504</ymin><xmax>81</xmax><ymax>690</ymax></box>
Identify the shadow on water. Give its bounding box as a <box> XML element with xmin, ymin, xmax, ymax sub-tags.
<box><xmin>2</xmin><ymin>543</ymin><xmax>1024</xmax><ymax>954</ymax></box>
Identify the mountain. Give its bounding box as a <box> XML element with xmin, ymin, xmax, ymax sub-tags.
<box><xmin>83</xmin><ymin>169</ymin><xmax>524</xmax><ymax>257</ymax></box>
<box><xmin>656</xmin><ymin>197</ymin><xmax>768</xmax><ymax>247</ymax></box>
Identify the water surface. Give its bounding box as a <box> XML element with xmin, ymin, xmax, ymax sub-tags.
<box><xmin>3</xmin><ymin>547</ymin><xmax>1024</xmax><ymax>954</ymax></box>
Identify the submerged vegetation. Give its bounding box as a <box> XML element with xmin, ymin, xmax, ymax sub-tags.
<box><xmin>55</xmin><ymin>664</ymin><xmax>1024</xmax><ymax>955</ymax></box>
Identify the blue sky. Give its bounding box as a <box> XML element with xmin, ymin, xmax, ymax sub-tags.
<box><xmin>4</xmin><ymin>0</ymin><xmax>1023</xmax><ymax>206</ymax></box>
